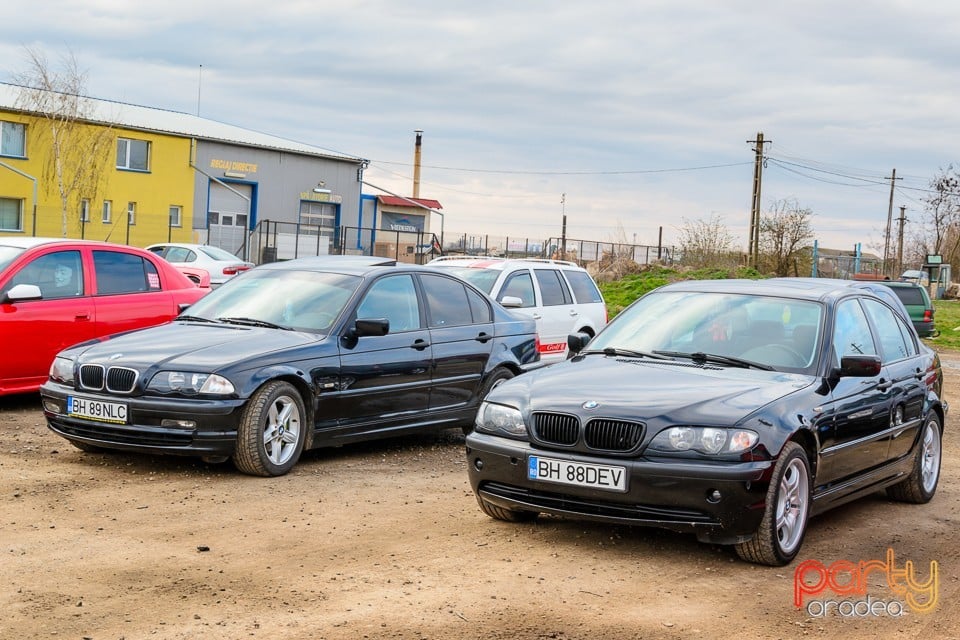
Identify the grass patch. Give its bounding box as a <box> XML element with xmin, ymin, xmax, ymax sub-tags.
<box><xmin>931</xmin><ymin>299</ymin><xmax>960</xmax><ymax>351</ymax></box>
<box><xmin>598</xmin><ymin>265</ymin><xmax>764</xmax><ymax>317</ymax></box>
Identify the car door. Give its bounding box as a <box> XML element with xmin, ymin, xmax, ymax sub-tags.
<box><xmin>532</xmin><ymin>267</ymin><xmax>577</xmax><ymax>357</ymax></box>
<box><xmin>333</xmin><ymin>273</ymin><xmax>433</xmax><ymax>433</ymax></box>
<box><xmin>860</xmin><ymin>297</ymin><xmax>927</xmax><ymax>464</ymax></box>
<box><xmin>90</xmin><ymin>249</ymin><xmax>179</xmax><ymax>335</ymax></box>
<box><xmin>817</xmin><ymin>298</ymin><xmax>893</xmax><ymax>487</ymax></box>
<box><xmin>0</xmin><ymin>248</ymin><xmax>94</xmax><ymax>393</ymax></box>
<box><xmin>419</xmin><ymin>273</ymin><xmax>494</xmax><ymax>411</ymax></box>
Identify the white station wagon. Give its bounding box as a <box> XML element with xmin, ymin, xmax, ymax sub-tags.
<box><xmin>427</xmin><ymin>257</ymin><xmax>607</xmax><ymax>363</ymax></box>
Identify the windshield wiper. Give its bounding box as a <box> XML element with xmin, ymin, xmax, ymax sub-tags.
<box><xmin>176</xmin><ymin>315</ymin><xmax>218</xmax><ymax>323</ymax></box>
<box><xmin>580</xmin><ymin>347</ymin><xmax>670</xmax><ymax>360</ymax></box>
<box><xmin>217</xmin><ymin>316</ymin><xmax>291</xmax><ymax>330</ymax></box>
<box><xmin>653</xmin><ymin>350</ymin><xmax>774</xmax><ymax>371</ymax></box>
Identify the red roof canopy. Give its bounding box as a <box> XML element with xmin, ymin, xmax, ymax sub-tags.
<box><xmin>377</xmin><ymin>195</ymin><xmax>442</xmax><ymax>210</ymax></box>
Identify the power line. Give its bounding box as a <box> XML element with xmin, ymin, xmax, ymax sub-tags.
<box><xmin>369</xmin><ymin>159</ymin><xmax>752</xmax><ymax>176</ymax></box>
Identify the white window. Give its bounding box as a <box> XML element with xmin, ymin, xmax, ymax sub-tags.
<box><xmin>169</xmin><ymin>205</ymin><xmax>182</xmax><ymax>228</ymax></box>
<box><xmin>80</xmin><ymin>199</ymin><xmax>90</xmax><ymax>223</ymax></box>
<box><xmin>0</xmin><ymin>120</ymin><xmax>26</xmax><ymax>157</ymax></box>
<box><xmin>116</xmin><ymin>137</ymin><xmax>150</xmax><ymax>171</ymax></box>
<box><xmin>127</xmin><ymin>201</ymin><xmax>136</xmax><ymax>225</ymax></box>
<box><xmin>102</xmin><ymin>200</ymin><xmax>112</xmax><ymax>223</ymax></box>
<box><xmin>0</xmin><ymin>197</ymin><xmax>23</xmax><ymax>231</ymax></box>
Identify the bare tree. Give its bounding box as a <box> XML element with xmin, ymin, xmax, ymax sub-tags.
<box><xmin>12</xmin><ymin>47</ymin><xmax>114</xmax><ymax>238</ymax></box>
<box><xmin>758</xmin><ymin>199</ymin><xmax>814</xmax><ymax>276</ymax></box>
<box><xmin>677</xmin><ymin>214</ymin><xmax>739</xmax><ymax>268</ymax></box>
<box><xmin>916</xmin><ymin>165</ymin><xmax>960</xmax><ymax>266</ymax></box>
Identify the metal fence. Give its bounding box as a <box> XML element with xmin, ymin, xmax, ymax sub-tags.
<box><xmin>203</xmin><ymin>221</ymin><xmax>675</xmax><ymax>268</ymax></box>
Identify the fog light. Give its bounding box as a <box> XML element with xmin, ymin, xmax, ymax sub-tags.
<box><xmin>474</xmin><ymin>458</ymin><xmax>484</xmax><ymax>471</ymax></box>
<box><xmin>707</xmin><ymin>489</ymin><xmax>722</xmax><ymax>504</ymax></box>
<box><xmin>42</xmin><ymin>399</ymin><xmax>62</xmax><ymax>414</ymax></box>
<box><xmin>161</xmin><ymin>418</ymin><xmax>197</xmax><ymax>429</ymax></box>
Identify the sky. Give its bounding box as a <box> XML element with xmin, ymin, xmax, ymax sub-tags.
<box><xmin>4</xmin><ymin>0</ymin><xmax>960</xmax><ymax>255</ymax></box>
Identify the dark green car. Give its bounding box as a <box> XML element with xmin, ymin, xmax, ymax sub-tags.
<box><xmin>880</xmin><ymin>281</ymin><xmax>936</xmax><ymax>337</ymax></box>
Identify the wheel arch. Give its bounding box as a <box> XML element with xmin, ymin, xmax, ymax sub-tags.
<box><xmin>786</xmin><ymin>428</ymin><xmax>819</xmax><ymax>480</ymax></box>
<box><xmin>242</xmin><ymin>369</ymin><xmax>316</xmax><ymax>446</ymax></box>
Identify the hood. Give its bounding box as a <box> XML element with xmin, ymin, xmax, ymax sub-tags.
<box><xmin>67</xmin><ymin>322</ymin><xmax>325</xmax><ymax>372</ymax></box>
<box><xmin>491</xmin><ymin>354</ymin><xmax>815</xmax><ymax>427</ymax></box>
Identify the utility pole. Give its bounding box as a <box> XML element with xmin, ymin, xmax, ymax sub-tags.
<box><xmin>896</xmin><ymin>205</ymin><xmax>907</xmax><ymax>277</ymax></box>
<box><xmin>560</xmin><ymin>193</ymin><xmax>567</xmax><ymax>259</ymax></box>
<box><xmin>883</xmin><ymin>169</ymin><xmax>901</xmax><ymax>277</ymax></box>
<box><xmin>747</xmin><ymin>132</ymin><xmax>771</xmax><ymax>268</ymax></box>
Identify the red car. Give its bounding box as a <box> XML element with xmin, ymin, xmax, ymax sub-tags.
<box><xmin>0</xmin><ymin>237</ymin><xmax>209</xmax><ymax>395</ymax></box>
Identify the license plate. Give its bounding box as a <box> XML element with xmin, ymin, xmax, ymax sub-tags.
<box><xmin>67</xmin><ymin>395</ymin><xmax>128</xmax><ymax>424</ymax></box>
<box><xmin>527</xmin><ymin>456</ymin><xmax>627</xmax><ymax>492</ymax></box>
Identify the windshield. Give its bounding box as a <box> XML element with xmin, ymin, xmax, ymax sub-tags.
<box><xmin>431</xmin><ymin>266</ymin><xmax>500</xmax><ymax>294</ymax></box>
<box><xmin>589</xmin><ymin>290</ymin><xmax>825</xmax><ymax>372</ymax></box>
<box><xmin>182</xmin><ymin>269</ymin><xmax>360</xmax><ymax>332</ymax></box>
<box><xmin>0</xmin><ymin>246</ymin><xmax>27</xmax><ymax>272</ymax></box>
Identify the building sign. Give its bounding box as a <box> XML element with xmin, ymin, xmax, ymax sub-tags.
<box><xmin>210</xmin><ymin>159</ymin><xmax>259</xmax><ymax>173</ymax></box>
<box><xmin>299</xmin><ymin>192</ymin><xmax>343</xmax><ymax>204</ymax></box>
<box><xmin>381</xmin><ymin>212</ymin><xmax>424</xmax><ymax>232</ymax></box>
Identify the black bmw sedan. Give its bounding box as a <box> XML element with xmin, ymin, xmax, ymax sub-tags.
<box><xmin>466</xmin><ymin>278</ymin><xmax>946</xmax><ymax>565</ymax></box>
<box><xmin>41</xmin><ymin>257</ymin><xmax>538</xmax><ymax>476</ymax></box>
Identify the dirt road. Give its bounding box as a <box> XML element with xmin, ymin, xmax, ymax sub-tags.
<box><xmin>3</xmin><ymin>352</ymin><xmax>960</xmax><ymax>639</ymax></box>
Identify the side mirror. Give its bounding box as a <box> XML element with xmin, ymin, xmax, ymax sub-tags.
<box><xmin>2</xmin><ymin>283</ymin><xmax>43</xmax><ymax>303</ymax></box>
<box><xmin>837</xmin><ymin>354</ymin><xmax>882</xmax><ymax>378</ymax></box>
<box><xmin>567</xmin><ymin>332</ymin><xmax>592</xmax><ymax>355</ymax></box>
<box><xmin>353</xmin><ymin>317</ymin><xmax>390</xmax><ymax>337</ymax></box>
<box><xmin>499</xmin><ymin>295</ymin><xmax>523</xmax><ymax>308</ymax></box>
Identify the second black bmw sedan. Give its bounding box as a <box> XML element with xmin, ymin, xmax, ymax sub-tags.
<box><xmin>466</xmin><ymin>278</ymin><xmax>946</xmax><ymax>565</ymax></box>
<box><xmin>41</xmin><ymin>257</ymin><xmax>538</xmax><ymax>476</ymax></box>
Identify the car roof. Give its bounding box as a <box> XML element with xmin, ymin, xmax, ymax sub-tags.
<box><xmin>255</xmin><ymin>255</ymin><xmax>405</xmax><ymax>275</ymax></box>
<box><xmin>427</xmin><ymin>256</ymin><xmax>584</xmax><ymax>271</ymax></box>
<box><xmin>0</xmin><ymin>237</ymin><xmax>125</xmax><ymax>250</ymax></box>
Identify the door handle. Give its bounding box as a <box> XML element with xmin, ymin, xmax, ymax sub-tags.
<box><xmin>411</xmin><ymin>339</ymin><xmax>430</xmax><ymax>351</ymax></box>
<box><xmin>475</xmin><ymin>332</ymin><xmax>492</xmax><ymax>343</ymax></box>
<box><xmin>532</xmin><ymin>313</ymin><xmax>542</xmax><ymax>320</ymax></box>
<box><xmin>569</xmin><ymin>309</ymin><xmax>579</xmax><ymax>316</ymax></box>
<box><xmin>877</xmin><ymin>378</ymin><xmax>892</xmax><ymax>391</ymax></box>
<box><xmin>75</xmin><ymin>313</ymin><xmax>91</xmax><ymax>321</ymax></box>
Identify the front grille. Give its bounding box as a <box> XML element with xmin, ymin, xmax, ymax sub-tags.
<box><xmin>79</xmin><ymin>364</ymin><xmax>104</xmax><ymax>389</ymax></box>
<box><xmin>106</xmin><ymin>367</ymin><xmax>138</xmax><ymax>393</ymax></box>
<box><xmin>584</xmin><ymin>419</ymin><xmax>644</xmax><ymax>452</ymax></box>
<box><xmin>79</xmin><ymin>364</ymin><xmax>139</xmax><ymax>393</ymax></box>
<box><xmin>532</xmin><ymin>412</ymin><xmax>579</xmax><ymax>445</ymax></box>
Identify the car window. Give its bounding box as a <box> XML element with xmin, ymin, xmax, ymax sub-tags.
<box><xmin>861</xmin><ymin>298</ymin><xmax>911</xmax><ymax>363</ymax></box>
<box><xmin>166</xmin><ymin>247</ymin><xmax>196</xmax><ymax>263</ymax></box>
<box><xmin>421</xmin><ymin>274</ymin><xmax>475</xmax><ymax>327</ymax></box>
<box><xmin>199</xmin><ymin>246</ymin><xmax>242</xmax><ymax>261</ymax></box>
<box><xmin>833</xmin><ymin>299</ymin><xmax>878</xmax><ymax>362</ymax></box>
<box><xmin>356</xmin><ymin>274</ymin><xmax>421</xmax><ymax>332</ymax></box>
<box><xmin>467</xmin><ymin>287</ymin><xmax>492</xmax><ymax>323</ymax></box>
<box><xmin>534</xmin><ymin>269</ymin><xmax>573</xmax><ymax>305</ymax></box>
<box><xmin>499</xmin><ymin>271</ymin><xmax>535</xmax><ymax>308</ymax></box>
<box><xmin>890</xmin><ymin>286</ymin><xmax>926</xmax><ymax>306</ymax></box>
<box><xmin>7</xmin><ymin>250</ymin><xmax>84</xmax><ymax>299</ymax></box>
<box><xmin>564</xmin><ymin>270</ymin><xmax>604</xmax><ymax>303</ymax></box>
<box><xmin>93</xmin><ymin>250</ymin><xmax>161</xmax><ymax>295</ymax></box>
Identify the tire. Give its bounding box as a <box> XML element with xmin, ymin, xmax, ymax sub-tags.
<box><xmin>463</xmin><ymin>368</ymin><xmax>516</xmax><ymax>434</ymax></box>
<box><xmin>233</xmin><ymin>381</ymin><xmax>306</xmax><ymax>477</ymax></box>
<box><xmin>887</xmin><ymin>413</ymin><xmax>942</xmax><ymax>504</ymax></box>
<box><xmin>477</xmin><ymin>495</ymin><xmax>538</xmax><ymax>523</ymax></box>
<box><xmin>735</xmin><ymin>441</ymin><xmax>811</xmax><ymax>566</ymax></box>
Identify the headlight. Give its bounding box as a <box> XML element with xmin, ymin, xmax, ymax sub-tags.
<box><xmin>475</xmin><ymin>401</ymin><xmax>528</xmax><ymax>437</ymax></box>
<box><xmin>648</xmin><ymin>427</ymin><xmax>758</xmax><ymax>455</ymax></box>
<box><xmin>147</xmin><ymin>372</ymin><xmax>235</xmax><ymax>395</ymax></box>
<box><xmin>49</xmin><ymin>356</ymin><xmax>76</xmax><ymax>385</ymax></box>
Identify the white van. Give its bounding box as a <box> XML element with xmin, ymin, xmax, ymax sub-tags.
<box><xmin>427</xmin><ymin>257</ymin><xmax>607</xmax><ymax>363</ymax></box>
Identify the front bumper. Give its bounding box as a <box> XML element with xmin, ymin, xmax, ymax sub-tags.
<box><xmin>466</xmin><ymin>432</ymin><xmax>775</xmax><ymax>544</ymax></box>
<box><xmin>40</xmin><ymin>382</ymin><xmax>246</xmax><ymax>458</ymax></box>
